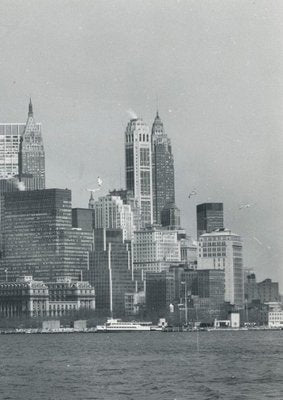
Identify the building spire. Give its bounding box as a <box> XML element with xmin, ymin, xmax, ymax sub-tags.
<box><xmin>28</xmin><ymin>98</ymin><xmax>33</xmax><ymax>117</ymax></box>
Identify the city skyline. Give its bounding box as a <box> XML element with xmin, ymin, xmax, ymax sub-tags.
<box><xmin>0</xmin><ymin>0</ymin><xmax>282</xmax><ymax>287</ymax></box>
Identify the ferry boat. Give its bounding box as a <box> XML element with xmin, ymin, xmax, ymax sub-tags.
<box><xmin>96</xmin><ymin>318</ymin><xmax>153</xmax><ymax>332</ymax></box>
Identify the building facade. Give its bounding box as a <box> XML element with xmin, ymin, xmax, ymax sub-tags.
<box><xmin>0</xmin><ymin>122</ymin><xmax>41</xmax><ymax>180</ymax></box>
<box><xmin>125</xmin><ymin>118</ymin><xmax>153</xmax><ymax>228</ymax></box>
<box><xmin>0</xmin><ymin>276</ymin><xmax>95</xmax><ymax>318</ymax></box>
<box><xmin>257</xmin><ymin>279</ymin><xmax>279</xmax><ymax>303</ymax></box>
<box><xmin>197</xmin><ymin>203</ymin><xmax>224</xmax><ymax>239</ymax></box>
<box><xmin>94</xmin><ymin>194</ymin><xmax>134</xmax><ymax>240</ymax></box>
<box><xmin>0</xmin><ymin>189</ymin><xmax>93</xmax><ymax>282</ymax></box>
<box><xmin>198</xmin><ymin>229</ymin><xmax>244</xmax><ymax>308</ymax></box>
<box><xmin>18</xmin><ymin>100</ymin><xmax>45</xmax><ymax>190</ymax></box>
<box><xmin>84</xmin><ymin>229</ymin><xmax>135</xmax><ymax>317</ymax></box>
<box><xmin>151</xmin><ymin>112</ymin><xmax>175</xmax><ymax>225</ymax></box>
<box><xmin>133</xmin><ymin>226</ymin><xmax>181</xmax><ymax>274</ymax></box>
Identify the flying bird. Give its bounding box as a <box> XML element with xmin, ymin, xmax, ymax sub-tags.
<box><xmin>239</xmin><ymin>203</ymin><xmax>256</xmax><ymax>210</ymax></box>
<box><xmin>188</xmin><ymin>189</ymin><xmax>197</xmax><ymax>199</ymax></box>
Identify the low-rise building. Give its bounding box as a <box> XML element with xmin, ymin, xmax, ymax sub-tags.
<box><xmin>0</xmin><ymin>276</ymin><xmax>95</xmax><ymax>318</ymax></box>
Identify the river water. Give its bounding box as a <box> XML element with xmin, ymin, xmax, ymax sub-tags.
<box><xmin>0</xmin><ymin>330</ymin><xmax>282</xmax><ymax>399</ymax></box>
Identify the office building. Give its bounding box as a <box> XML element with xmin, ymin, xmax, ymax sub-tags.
<box><xmin>133</xmin><ymin>226</ymin><xmax>181</xmax><ymax>274</ymax></box>
<box><xmin>244</xmin><ymin>271</ymin><xmax>259</xmax><ymax>303</ymax></box>
<box><xmin>84</xmin><ymin>229</ymin><xmax>135</xmax><ymax>317</ymax></box>
<box><xmin>161</xmin><ymin>202</ymin><xmax>181</xmax><ymax>230</ymax></box>
<box><xmin>72</xmin><ymin>208</ymin><xmax>94</xmax><ymax>231</ymax></box>
<box><xmin>94</xmin><ymin>194</ymin><xmax>134</xmax><ymax>240</ymax></box>
<box><xmin>198</xmin><ymin>229</ymin><xmax>244</xmax><ymax>308</ymax></box>
<box><xmin>125</xmin><ymin>118</ymin><xmax>153</xmax><ymax>228</ymax></box>
<box><xmin>151</xmin><ymin>112</ymin><xmax>175</xmax><ymax>224</ymax></box>
<box><xmin>18</xmin><ymin>100</ymin><xmax>45</xmax><ymax>190</ymax></box>
<box><xmin>0</xmin><ymin>121</ymin><xmax>41</xmax><ymax>180</ymax></box>
<box><xmin>145</xmin><ymin>271</ymin><xmax>175</xmax><ymax>315</ymax></box>
<box><xmin>109</xmin><ymin>188</ymin><xmax>141</xmax><ymax>230</ymax></box>
<box><xmin>197</xmin><ymin>203</ymin><xmax>224</xmax><ymax>239</ymax></box>
<box><xmin>257</xmin><ymin>279</ymin><xmax>279</xmax><ymax>303</ymax></box>
<box><xmin>0</xmin><ymin>189</ymin><xmax>93</xmax><ymax>282</ymax></box>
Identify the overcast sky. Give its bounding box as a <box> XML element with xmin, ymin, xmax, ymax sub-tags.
<box><xmin>0</xmin><ymin>0</ymin><xmax>282</xmax><ymax>288</ymax></box>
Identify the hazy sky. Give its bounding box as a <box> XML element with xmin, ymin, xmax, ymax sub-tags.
<box><xmin>0</xmin><ymin>0</ymin><xmax>282</xmax><ymax>288</ymax></box>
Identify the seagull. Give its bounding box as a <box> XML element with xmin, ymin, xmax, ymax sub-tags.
<box><xmin>239</xmin><ymin>203</ymin><xmax>256</xmax><ymax>210</ymax></box>
<box><xmin>97</xmin><ymin>176</ymin><xmax>103</xmax><ymax>187</ymax></box>
<box><xmin>87</xmin><ymin>176</ymin><xmax>103</xmax><ymax>193</ymax></box>
<box><xmin>188</xmin><ymin>189</ymin><xmax>197</xmax><ymax>199</ymax></box>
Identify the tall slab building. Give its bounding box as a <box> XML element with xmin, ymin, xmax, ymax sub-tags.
<box><xmin>18</xmin><ymin>99</ymin><xmax>45</xmax><ymax>190</ymax></box>
<box><xmin>0</xmin><ymin>189</ymin><xmax>93</xmax><ymax>282</ymax></box>
<box><xmin>151</xmin><ymin>112</ymin><xmax>175</xmax><ymax>224</ymax></box>
<box><xmin>125</xmin><ymin>118</ymin><xmax>153</xmax><ymax>228</ymax></box>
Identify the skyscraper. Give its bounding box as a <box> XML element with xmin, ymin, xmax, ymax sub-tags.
<box><xmin>197</xmin><ymin>203</ymin><xmax>224</xmax><ymax>239</ymax></box>
<box><xmin>0</xmin><ymin>189</ymin><xmax>93</xmax><ymax>282</ymax></box>
<box><xmin>151</xmin><ymin>112</ymin><xmax>175</xmax><ymax>224</ymax></box>
<box><xmin>18</xmin><ymin>99</ymin><xmax>45</xmax><ymax>190</ymax></box>
<box><xmin>94</xmin><ymin>194</ymin><xmax>134</xmax><ymax>241</ymax></box>
<box><xmin>84</xmin><ymin>228</ymin><xmax>135</xmax><ymax>316</ymax></box>
<box><xmin>198</xmin><ymin>229</ymin><xmax>244</xmax><ymax>308</ymax></box>
<box><xmin>125</xmin><ymin>118</ymin><xmax>153</xmax><ymax>228</ymax></box>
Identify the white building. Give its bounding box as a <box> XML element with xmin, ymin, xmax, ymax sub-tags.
<box><xmin>133</xmin><ymin>226</ymin><xmax>181</xmax><ymax>273</ymax></box>
<box><xmin>94</xmin><ymin>194</ymin><xmax>134</xmax><ymax>241</ymax></box>
<box><xmin>198</xmin><ymin>229</ymin><xmax>244</xmax><ymax>308</ymax></box>
<box><xmin>268</xmin><ymin>303</ymin><xmax>283</xmax><ymax>328</ymax></box>
<box><xmin>125</xmin><ymin>118</ymin><xmax>153</xmax><ymax>228</ymax></box>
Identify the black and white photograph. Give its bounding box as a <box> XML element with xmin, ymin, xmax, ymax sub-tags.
<box><xmin>0</xmin><ymin>1</ymin><xmax>282</xmax><ymax>399</ymax></box>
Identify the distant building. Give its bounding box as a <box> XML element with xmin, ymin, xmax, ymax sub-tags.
<box><xmin>84</xmin><ymin>229</ymin><xmax>135</xmax><ymax>317</ymax></box>
<box><xmin>133</xmin><ymin>226</ymin><xmax>181</xmax><ymax>274</ymax></box>
<box><xmin>109</xmin><ymin>189</ymin><xmax>141</xmax><ymax>230</ymax></box>
<box><xmin>145</xmin><ymin>271</ymin><xmax>175</xmax><ymax>315</ymax></box>
<box><xmin>72</xmin><ymin>208</ymin><xmax>94</xmax><ymax>231</ymax></box>
<box><xmin>244</xmin><ymin>271</ymin><xmax>259</xmax><ymax>303</ymax></box>
<box><xmin>257</xmin><ymin>279</ymin><xmax>279</xmax><ymax>303</ymax></box>
<box><xmin>0</xmin><ymin>276</ymin><xmax>95</xmax><ymax>318</ymax></box>
<box><xmin>125</xmin><ymin>118</ymin><xmax>153</xmax><ymax>228</ymax></box>
<box><xmin>161</xmin><ymin>202</ymin><xmax>181</xmax><ymax>230</ymax></box>
<box><xmin>198</xmin><ymin>229</ymin><xmax>244</xmax><ymax>308</ymax></box>
<box><xmin>184</xmin><ymin>269</ymin><xmax>225</xmax><ymax>322</ymax></box>
<box><xmin>94</xmin><ymin>194</ymin><xmax>134</xmax><ymax>240</ymax></box>
<box><xmin>151</xmin><ymin>112</ymin><xmax>175</xmax><ymax>225</ymax></box>
<box><xmin>197</xmin><ymin>203</ymin><xmax>224</xmax><ymax>239</ymax></box>
<box><xmin>18</xmin><ymin>100</ymin><xmax>45</xmax><ymax>190</ymax></box>
<box><xmin>0</xmin><ymin>121</ymin><xmax>40</xmax><ymax>180</ymax></box>
<box><xmin>0</xmin><ymin>189</ymin><xmax>93</xmax><ymax>282</ymax></box>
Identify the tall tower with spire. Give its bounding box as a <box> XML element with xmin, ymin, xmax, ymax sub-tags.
<box><xmin>125</xmin><ymin>118</ymin><xmax>153</xmax><ymax>228</ymax></box>
<box><xmin>18</xmin><ymin>99</ymin><xmax>45</xmax><ymax>190</ymax></box>
<box><xmin>151</xmin><ymin>111</ymin><xmax>175</xmax><ymax>225</ymax></box>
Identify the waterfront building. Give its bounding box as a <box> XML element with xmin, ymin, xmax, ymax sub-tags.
<box><xmin>0</xmin><ymin>276</ymin><xmax>95</xmax><ymax>318</ymax></box>
<box><xmin>183</xmin><ymin>269</ymin><xmax>225</xmax><ymax>322</ymax></box>
<box><xmin>198</xmin><ymin>229</ymin><xmax>244</xmax><ymax>308</ymax></box>
<box><xmin>83</xmin><ymin>229</ymin><xmax>135</xmax><ymax>317</ymax></box>
<box><xmin>257</xmin><ymin>279</ymin><xmax>279</xmax><ymax>303</ymax></box>
<box><xmin>94</xmin><ymin>194</ymin><xmax>134</xmax><ymax>240</ymax></box>
<box><xmin>18</xmin><ymin>100</ymin><xmax>45</xmax><ymax>190</ymax></box>
<box><xmin>133</xmin><ymin>226</ymin><xmax>181</xmax><ymax>274</ymax></box>
<box><xmin>0</xmin><ymin>189</ymin><xmax>93</xmax><ymax>282</ymax></box>
<box><xmin>197</xmin><ymin>203</ymin><xmax>224</xmax><ymax>239</ymax></box>
<box><xmin>124</xmin><ymin>291</ymin><xmax>145</xmax><ymax>315</ymax></box>
<box><xmin>125</xmin><ymin>118</ymin><xmax>153</xmax><ymax>228</ymax></box>
<box><xmin>145</xmin><ymin>271</ymin><xmax>175</xmax><ymax>315</ymax></box>
<box><xmin>151</xmin><ymin>112</ymin><xmax>175</xmax><ymax>225</ymax></box>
